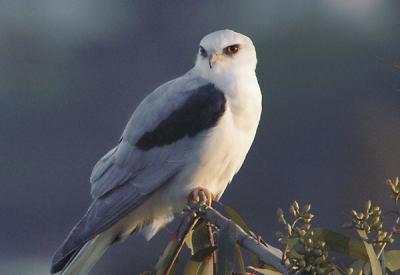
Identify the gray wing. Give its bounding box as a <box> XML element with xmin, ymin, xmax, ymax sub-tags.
<box><xmin>51</xmin><ymin>73</ymin><xmax>227</xmax><ymax>273</ymax></box>
<box><xmin>89</xmin><ymin>74</ymin><xmax>226</xmax><ymax>198</ymax></box>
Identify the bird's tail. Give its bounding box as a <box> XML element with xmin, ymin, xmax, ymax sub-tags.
<box><xmin>58</xmin><ymin>231</ymin><xmax>115</xmax><ymax>275</ymax></box>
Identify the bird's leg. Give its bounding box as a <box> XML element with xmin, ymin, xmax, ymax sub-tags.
<box><xmin>189</xmin><ymin>187</ymin><xmax>214</xmax><ymax>207</ymax></box>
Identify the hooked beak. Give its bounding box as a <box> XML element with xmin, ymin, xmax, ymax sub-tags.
<box><xmin>208</xmin><ymin>53</ymin><xmax>222</xmax><ymax>69</ymax></box>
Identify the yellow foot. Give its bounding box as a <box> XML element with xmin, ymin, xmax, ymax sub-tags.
<box><xmin>189</xmin><ymin>187</ymin><xmax>214</xmax><ymax>207</ymax></box>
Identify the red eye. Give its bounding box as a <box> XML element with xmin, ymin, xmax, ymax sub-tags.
<box><xmin>224</xmin><ymin>44</ymin><xmax>240</xmax><ymax>55</ymax></box>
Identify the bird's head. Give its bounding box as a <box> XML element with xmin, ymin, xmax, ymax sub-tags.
<box><xmin>195</xmin><ymin>30</ymin><xmax>257</xmax><ymax>76</ymax></box>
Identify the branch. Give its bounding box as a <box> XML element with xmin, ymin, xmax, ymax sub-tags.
<box><xmin>191</xmin><ymin>204</ymin><xmax>288</xmax><ymax>275</ymax></box>
<box><xmin>163</xmin><ymin>212</ymin><xmax>200</xmax><ymax>275</ymax></box>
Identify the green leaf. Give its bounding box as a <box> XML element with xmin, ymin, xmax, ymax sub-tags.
<box><xmin>155</xmin><ymin>240</ymin><xmax>177</xmax><ymax>275</ymax></box>
<box><xmin>197</xmin><ymin>256</ymin><xmax>214</xmax><ymax>275</ymax></box>
<box><xmin>363</xmin><ymin>262</ymin><xmax>371</xmax><ymax>274</ymax></box>
<box><xmin>185</xmin><ymin>229</ymin><xmax>194</xmax><ymax>254</ymax></box>
<box><xmin>140</xmin><ymin>271</ymin><xmax>154</xmax><ymax>275</ymax></box>
<box><xmin>190</xmin><ymin>246</ymin><xmax>216</xmax><ymax>262</ymax></box>
<box><xmin>350</xmin><ymin>260</ymin><xmax>370</xmax><ymax>275</ymax></box>
<box><xmin>223</xmin><ymin>205</ymin><xmax>256</xmax><ymax>238</ymax></box>
<box><xmin>280</xmin><ymin>237</ymin><xmax>299</xmax><ymax>247</ymax></box>
<box><xmin>234</xmin><ymin>244</ymin><xmax>245</xmax><ymax>272</ymax></box>
<box><xmin>184</xmin><ymin>257</ymin><xmax>214</xmax><ymax>275</ymax></box>
<box><xmin>380</xmin><ymin>250</ymin><xmax>386</xmax><ymax>275</ymax></box>
<box><xmin>281</xmin><ymin>238</ymin><xmax>304</xmax><ymax>259</ymax></box>
<box><xmin>357</xmin><ymin>230</ymin><xmax>382</xmax><ymax>275</ymax></box>
<box><xmin>184</xmin><ymin>260</ymin><xmax>202</xmax><ymax>275</ymax></box>
<box><xmin>313</xmin><ymin>228</ymin><xmax>368</xmax><ymax>261</ymax></box>
<box><xmin>385</xmin><ymin>250</ymin><xmax>400</xmax><ymax>272</ymax></box>
<box><xmin>191</xmin><ymin>222</ymin><xmax>211</xmax><ymax>255</ymax></box>
<box><xmin>216</xmin><ymin>223</ymin><xmax>236</xmax><ymax>275</ymax></box>
<box><xmin>250</xmin><ymin>250</ymin><xmax>262</xmax><ymax>266</ymax></box>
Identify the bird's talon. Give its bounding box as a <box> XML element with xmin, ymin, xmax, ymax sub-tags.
<box><xmin>189</xmin><ymin>187</ymin><xmax>214</xmax><ymax>207</ymax></box>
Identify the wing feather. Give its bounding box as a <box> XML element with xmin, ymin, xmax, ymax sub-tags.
<box><xmin>52</xmin><ymin>73</ymin><xmax>227</xmax><ymax>272</ymax></box>
<box><xmin>90</xmin><ymin>74</ymin><xmax>222</xmax><ymax>199</ymax></box>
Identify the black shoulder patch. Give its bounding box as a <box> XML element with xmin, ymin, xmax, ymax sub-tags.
<box><xmin>136</xmin><ymin>83</ymin><xmax>226</xmax><ymax>151</ymax></box>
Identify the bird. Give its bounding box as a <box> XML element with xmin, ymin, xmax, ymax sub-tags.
<box><xmin>51</xmin><ymin>29</ymin><xmax>262</xmax><ymax>275</ymax></box>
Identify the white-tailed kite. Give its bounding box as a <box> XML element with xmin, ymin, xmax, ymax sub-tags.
<box><xmin>51</xmin><ymin>29</ymin><xmax>262</xmax><ymax>274</ymax></box>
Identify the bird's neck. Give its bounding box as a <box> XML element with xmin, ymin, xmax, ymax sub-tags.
<box><xmin>211</xmin><ymin>70</ymin><xmax>262</xmax><ymax>134</ymax></box>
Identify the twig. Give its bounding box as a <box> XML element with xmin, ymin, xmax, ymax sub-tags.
<box><xmin>207</xmin><ymin>221</ymin><xmax>217</xmax><ymax>274</ymax></box>
<box><xmin>281</xmin><ymin>244</ymin><xmax>288</xmax><ymax>264</ymax></box>
<box><xmin>163</xmin><ymin>212</ymin><xmax>199</xmax><ymax>275</ymax></box>
<box><xmin>376</xmin><ymin>215</ymin><xmax>400</xmax><ymax>259</ymax></box>
<box><xmin>191</xmin><ymin>204</ymin><xmax>288</xmax><ymax>275</ymax></box>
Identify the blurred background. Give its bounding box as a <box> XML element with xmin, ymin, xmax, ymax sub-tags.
<box><xmin>1</xmin><ymin>0</ymin><xmax>399</xmax><ymax>274</ymax></box>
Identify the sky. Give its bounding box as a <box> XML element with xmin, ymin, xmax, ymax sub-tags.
<box><xmin>0</xmin><ymin>1</ymin><xmax>399</xmax><ymax>274</ymax></box>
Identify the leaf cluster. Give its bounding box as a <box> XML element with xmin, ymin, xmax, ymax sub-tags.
<box><xmin>277</xmin><ymin>201</ymin><xmax>333</xmax><ymax>274</ymax></box>
<box><xmin>275</xmin><ymin>178</ymin><xmax>400</xmax><ymax>275</ymax></box>
<box><xmin>142</xmin><ymin>177</ymin><xmax>400</xmax><ymax>275</ymax></box>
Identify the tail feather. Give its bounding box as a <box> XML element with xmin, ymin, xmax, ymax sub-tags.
<box><xmin>52</xmin><ymin>231</ymin><xmax>116</xmax><ymax>275</ymax></box>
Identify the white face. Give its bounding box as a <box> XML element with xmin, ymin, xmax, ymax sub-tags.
<box><xmin>195</xmin><ymin>30</ymin><xmax>257</xmax><ymax>75</ymax></box>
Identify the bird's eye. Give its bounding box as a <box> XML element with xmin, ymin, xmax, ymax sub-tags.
<box><xmin>199</xmin><ymin>46</ymin><xmax>207</xmax><ymax>58</ymax></box>
<box><xmin>223</xmin><ymin>44</ymin><xmax>240</xmax><ymax>55</ymax></box>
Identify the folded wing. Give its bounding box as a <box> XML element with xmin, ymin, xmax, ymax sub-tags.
<box><xmin>51</xmin><ymin>74</ymin><xmax>227</xmax><ymax>273</ymax></box>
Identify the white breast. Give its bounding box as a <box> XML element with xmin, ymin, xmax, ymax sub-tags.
<box><xmin>173</xmin><ymin>71</ymin><xmax>262</xmax><ymax>199</ymax></box>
